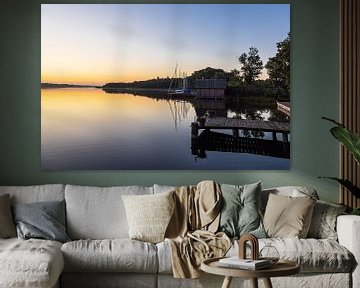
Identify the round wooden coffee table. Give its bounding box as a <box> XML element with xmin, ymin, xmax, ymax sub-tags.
<box><xmin>201</xmin><ymin>257</ymin><xmax>300</xmax><ymax>288</ymax></box>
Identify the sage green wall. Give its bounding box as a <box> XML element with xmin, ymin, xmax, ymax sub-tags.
<box><xmin>0</xmin><ymin>0</ymin><xmax>340</xmax><ymax>202</ymax></box>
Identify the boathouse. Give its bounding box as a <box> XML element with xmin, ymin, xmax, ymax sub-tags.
<box><xmin>194</xmin><ymin>79</ymin><xmax>226</xmax><ymax>100</ymax></box>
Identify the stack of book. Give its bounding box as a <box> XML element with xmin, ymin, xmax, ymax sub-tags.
<box><xmin>218</xmin><ymin>257</ymin><xmax>271</xmax><ymax>270</ymax></box>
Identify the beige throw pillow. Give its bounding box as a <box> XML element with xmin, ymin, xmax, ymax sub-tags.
<box><xmin>0</xmin><ymin>194</ymin><xmax>17</xmax><ymax>238</ymax></box>
<box><xmin>263</xmin><ymin>193</ymin><xmax>316</xmax><ymax>238</ymax></box>
<box><xmin>122</xmin><ymin>191</ymin><xmax>175</xmax><ymax>243</ymax></box>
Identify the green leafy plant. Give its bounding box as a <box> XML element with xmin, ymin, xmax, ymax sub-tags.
<box><xmin>319</xmin><ymin>117</ymin><xmax>360</xmax><ymax>199</ymax></box>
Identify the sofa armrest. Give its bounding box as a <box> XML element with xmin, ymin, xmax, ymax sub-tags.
<box><xmin>337</xmin><ymin>215</ymin><xmax>360</xmax><ymax>288</ymax></box>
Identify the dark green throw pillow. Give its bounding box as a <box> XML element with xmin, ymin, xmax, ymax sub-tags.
<box><xmin>218</xmin><ymin>182</ymin><xmax>266</xmax><ymax>238</ymax></box>
<box><xmin>12</xmin><ymin>200</ymin><xmax>70</xmax><ymax>243</ymax></box>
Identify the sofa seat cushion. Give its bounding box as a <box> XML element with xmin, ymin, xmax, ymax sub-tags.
<box><xmin>0</xmin><ymin>238</ymin><xmax>64</xmax><ymax>288</ymax></box>
<box><xmin>61</xmin><ymin>239</ymin><xmax>158</xmax><ymax>273</ymax></box>
<box><xmin>157</xmin><ymin>238</ymin><xmax>353</xmax><ymax>274</ymax></box>
<box><xmin>230</xmin><ymin>238</ymin><xmax>354</xmax><ymax>273</ymax></box>
<box><xmin>262</xmin><ymin>238</ymin><xmax>353</xmax><ymax>273</ymax></box>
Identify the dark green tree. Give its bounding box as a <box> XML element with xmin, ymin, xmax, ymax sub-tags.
<box><xmin>189</xmin><ymin>67</ymin><xmax>242</xmax><ymax>88</ymax></box>
<box><xmin>190</xmin><ymin>67</ymin><xmax>228</xmax><ymax>80</ymax></box>
<box><xmin>227</xmin><ymin>69</ymin><xmax>241</xmax><ymax>87</ymax></box>
<box><xmin>238</xmin><ymin>47</ymin><xmax>263</xmax><ymax>84</ymax></box>
<box><xmin>265</xmin><ymin>33</ymin><xmax>290</xmax><ymax>94</ymax></box>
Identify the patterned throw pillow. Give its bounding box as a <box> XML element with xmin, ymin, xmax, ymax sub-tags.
<box><xmin>263</xmin><ymin>194</ymin><xmax>316</xmax><ymax>238</ymax></box>
<box><xmin>307</xmin><ymin>200</ymin><xmax>347</xmax><ymax>240</ymax></box>
<box><xmin>0</xmin><ymin>194</ymin><xmax>16</xmax><ymax>238</ymax></box>
<box><xmin>122</xmin><ymin>191</ymin><xmax>175</xmax><ymax>243</ymax></box>
<box><xmin>218</xmin><ymin>182</ymin><xmax>266</xmax><ymax>238</ymax></box>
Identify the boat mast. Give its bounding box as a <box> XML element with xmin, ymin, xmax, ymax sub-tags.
<box><xmin>182</xmin><ymin>72</ymin><xmax>188</xmax><ymax>89</ymax></box>
<box><xmin>168</xmin><ymin>63</ymin><xmax>178</xmax><ymax>94</ymax></box>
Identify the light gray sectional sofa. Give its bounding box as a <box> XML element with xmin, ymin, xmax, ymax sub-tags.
<box><xmin>0</xmin><ymin>184</ymin><xmax>359</xmax><ymax>288</ymax></box>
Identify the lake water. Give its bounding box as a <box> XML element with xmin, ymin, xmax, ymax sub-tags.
<box><xmin>41</xmin><ymin>88</ymin><xmax>290</xmax><ymax>170</ymax></box>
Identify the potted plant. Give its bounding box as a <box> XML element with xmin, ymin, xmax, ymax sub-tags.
<box><xmin>320</xmin><ymin>117</ymin><xmax>360</xmax><ymax>215</ymax></box>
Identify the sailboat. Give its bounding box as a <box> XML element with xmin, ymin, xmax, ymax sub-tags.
<box><xmin>168</xmin><ymin>64</ymin><xmax>194</xmax><ymax>96</ymax></box>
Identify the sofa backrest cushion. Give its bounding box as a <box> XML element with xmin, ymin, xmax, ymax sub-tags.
<box><xmin>0</xmin><ymin>184</ymin><xmax>65</xmax><ymax>204</ymax></box>
<box><xmin>65</xmin><ymin>185</ymin><xmax>153</xmax><ymax>239</ymax></box>
<box><xmin>153</xmin><ymin>184</ymin><xmax>176</xmax><ymax>194</ymax></box>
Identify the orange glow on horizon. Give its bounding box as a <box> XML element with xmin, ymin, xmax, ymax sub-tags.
<box><xmin>41</xmin><ymin>71</ymin><xmax>174</xmax><ymax>86</ymax></box>
<box><xmin>42</xmin><ymin>69</ymin><xmax>269</xmax><ymax>86</ymax></box>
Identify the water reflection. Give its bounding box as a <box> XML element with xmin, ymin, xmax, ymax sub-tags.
<box><xmin>191</xmin><ymin>131</ymin><xmax>290</xmax><ymax>160</ymax></box>
<box><xmin>41</xmin><ymin>88</ymin><xmax>290</xmax><ymax>170</ymax></box>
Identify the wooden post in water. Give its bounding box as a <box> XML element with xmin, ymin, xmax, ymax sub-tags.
<box><xmin>282</xmin><ymin>133</ymin><xmax>289</xmax><ymax>143</ymax></box>
<box><xmin>191</xmin><ymin>122</ymin><xmax>199</xmax><ymax>138</ymax></box>
<box><xmin>272</xmin><ymin>132</ymin><xmax>277</xmax><ymax>141</ymax></box>
<box><xmin>232</xmin><ymin>129</ymin><xmax>239</xmax><ymax>138</ymax></box>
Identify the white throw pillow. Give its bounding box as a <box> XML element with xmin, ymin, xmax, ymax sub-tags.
<box><xmin>122</xmin><ymin>191</ymin><xmax>175</xmax><ymax>243</ymax></box>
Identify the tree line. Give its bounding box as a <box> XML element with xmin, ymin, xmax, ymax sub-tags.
<box><xmin>103</xmin><ymin>33</ymin><xmax>290</xmax><ymax>100</ymax></box>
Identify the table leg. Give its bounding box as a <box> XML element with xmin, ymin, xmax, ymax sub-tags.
<box><xmin>221</xmin><ymin>276</ymin><xmax>233</xmax><ymax>288</ymax></box>
<box><xmin>263</xmin><ymin>277</ymin><xmax>273</xmax><ymax>288</ymax></box>
<box><xmin>251</xmin><ymin>278</ymin><xmax>258</xmax><ymax>288</ymax></box>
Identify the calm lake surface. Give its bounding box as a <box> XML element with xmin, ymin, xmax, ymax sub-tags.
<box><xmin>41</xmin><ymin>88</ymin><xmax>290</xmax><ymax>170</ymax></box>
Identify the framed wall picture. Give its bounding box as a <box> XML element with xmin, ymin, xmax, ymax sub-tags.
<box><xmin>41</xmin><ymin>4</ymin><xmax>290</xmax><ymax>170</ymax></box>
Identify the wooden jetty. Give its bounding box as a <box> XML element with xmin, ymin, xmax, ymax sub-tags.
<box><xmin>191</xmin><ymin>117</ymin><xmax>290</xmax><ymax>142</ymax></box>
<box><xmin>277</xmin><ymin>101</ymin><xmax>291</xmax><ymax>116</ymax></box>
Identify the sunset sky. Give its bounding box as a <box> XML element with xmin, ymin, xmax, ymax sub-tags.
<box><xmin>41</xmin><ymin>4</ymin><xmax>290</xmax><ymax>86</ymax></box>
